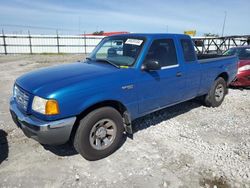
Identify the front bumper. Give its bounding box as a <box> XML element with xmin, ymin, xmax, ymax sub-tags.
<box><xmin>9</xmin><ymin>97</ymin><xmax>76</xmax><ymax>145</ymax></box>
<box><xmin>230</xmin><ymin>70</ymin><xmax>250</xmax><ymax>87</ymax></box>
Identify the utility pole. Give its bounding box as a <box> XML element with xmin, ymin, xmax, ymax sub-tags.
<box><xmin>221</xmin><ymin>11</ymin><xmax>227</xmax><ymax>37</ymax></box>
<box><xmin>78</xmin><ymin>16</ymin><xmax>81</xmax><ymax>35</ymax></box>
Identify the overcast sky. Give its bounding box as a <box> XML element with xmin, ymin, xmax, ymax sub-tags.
<box><xmin>0</xmin><ymin>0</ymin><xmax>249</xmax><ymax>36</ymax></box>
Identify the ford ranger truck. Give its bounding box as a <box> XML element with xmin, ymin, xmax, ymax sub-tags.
<box><xmin>10</xmin><ymin>34</ymin><xmax>238</xmax><ymax>160</ymax></box>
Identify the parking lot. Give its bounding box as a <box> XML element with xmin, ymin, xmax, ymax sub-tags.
<box><xmin>0</xmin><ymin>55</ymin><xmax>249</xmax><ymax>188</ymax></box>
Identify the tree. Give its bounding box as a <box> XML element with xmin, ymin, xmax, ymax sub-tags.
<box><xmin>92</xmin><ymin>31</ymin><xmax>104</xmax><ymax>35</ymax></box>
<box><xmin>203</xmin><ymin>33</ymin><xmax>219</xmax><ymax>37</ymax></box>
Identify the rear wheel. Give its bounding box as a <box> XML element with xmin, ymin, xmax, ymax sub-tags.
<box><xmin>73</xmin><ymin>107</ymin><xmax>124</xmax><ymax>161</ymax></box>
<box><xmin>203</xmin><ymin>77</ymin><xmax>227</xmax><ymax>107</ymax></box>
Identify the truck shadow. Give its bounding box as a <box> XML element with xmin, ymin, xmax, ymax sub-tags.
<box><xmin>132</xmin><ymin>99</ymin><xmax>202</xmax><ymax>134</ymax></box>
<box><xmin>43</xmin><ymin>135</ymin><xmax>127</xmax><ymax>157</ymax></box>
<box><xmin>229</xmin><ymin>86</ymin><xmax>250</xmax><ymax>90</ymax></box>
<box><xmin>42</xmin><ymin>143</ymin><xmax>78</xmax><ymax>156</ymax></box>
<box><xmin>0</xmin><ymin>129</ymin><xmax>9</xmax><ymax>165</ymax></box>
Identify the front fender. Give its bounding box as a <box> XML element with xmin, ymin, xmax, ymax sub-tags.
<box><xmin>76</xmin><ymin>88</ymin><xmax>138</xmax><ymax>120</ymax></box>
<box><xmin>51</xmin><ymin>82</ymin><xmax>138</xmax><ymax>121</ymax></box>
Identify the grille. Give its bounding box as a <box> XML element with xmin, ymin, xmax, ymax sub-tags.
<box><xmin>15</xmin><ymin>85</ymin><xmax>30</xmax><ymax>112</ymax></box>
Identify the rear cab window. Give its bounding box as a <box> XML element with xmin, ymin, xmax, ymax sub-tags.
<box><xmin>180</xmin><ymin>39</ymin><xmax>197</xmax><ymax>62</ymax></box>
<box><xmin>144</xmin><ymin>38</ymin><xmax>178</xmax><ymax>68</ymax></box>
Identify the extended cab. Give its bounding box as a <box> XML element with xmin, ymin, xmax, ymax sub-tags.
<box><xmin>10</xmin><ymin>34</ymin><xmax>238</xmax><ymax>160</ymax></box>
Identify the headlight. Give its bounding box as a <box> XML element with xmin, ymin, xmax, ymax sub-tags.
<box><xmin>32</xmin><ymin>96</ymin><xmax>60</xmax><ymax>115</ymax></box>
<box><xmin>238</xmin><ymin>65</ymin><xmax>250</xmax><ymax>72</ymax></box>
<box><xmin>13</xmin><ymin>85</ymin><xmax>17</xmax><ymax>98</ymax></box>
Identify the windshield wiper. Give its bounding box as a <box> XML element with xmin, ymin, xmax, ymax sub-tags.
<box><xmin>85</xmin><ymin>57</ymin><xmax>120</xmax><ymax>68</ymax></box>
<box><xmin>85</xmin><ymin>57</ymin><xmax>92</xmax><ymax>61</ymax></box>
<box><xmin>95</xmin><ymin>58</ymin><xmax>120</xmax><ymax>69</ymax></box>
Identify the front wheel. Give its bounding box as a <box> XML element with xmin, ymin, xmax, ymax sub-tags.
<box><xmin>203</xmin><ymin>77</ymin><xmax>227</xmax><ymax>107</ymax></box>
<box><xmin>73</xmin><ymin>107</ymin><xmax>124</xmax><ymax>161</ymax></box>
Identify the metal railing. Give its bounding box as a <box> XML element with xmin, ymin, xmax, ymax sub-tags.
<box><xmin>192</xmin><ymin>35</ymin><xmax>250</xmax><ymax>54</ymax></box>
<box><xmin>0</xmin><ymin>30</ymin><xmax>104</xmax><ymax>54</ymax></box>
<box><xmin>1</xmin><ymin>30</ymin><xmax>250</xmax><ymax>55</ymax></box>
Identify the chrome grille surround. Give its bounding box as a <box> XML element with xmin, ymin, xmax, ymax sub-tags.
<box><xmin>14</xmin><ymin>85</ymin><xmax>29</xmax><ymax>112</ymax></box>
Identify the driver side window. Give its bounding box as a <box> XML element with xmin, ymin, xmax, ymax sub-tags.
<box><xmin>144</xmin><ymin>39</ymin><xmax>178</xmax><ymax>68</ymax></box>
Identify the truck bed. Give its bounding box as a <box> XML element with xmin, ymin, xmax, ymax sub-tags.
<box><xmin>198</xmin><ymin>55</ymin><xmax>236</xmax><ymax>64</ymax></box>
<box><xmin>197</xmin><ymin>54</ymin><xmax>230</xmax><ymax>60</ymax></box>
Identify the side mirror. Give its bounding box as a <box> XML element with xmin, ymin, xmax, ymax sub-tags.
<box><xmin>142</xmin><ymin>60</ymin><xmax>161</xmax><ymax>71</ymax></box>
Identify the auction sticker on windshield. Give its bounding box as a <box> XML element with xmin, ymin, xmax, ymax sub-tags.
<box><xmin>125</xmin><ymin>39</ymin><xmax>143</xmax><ymax>46</ymax></box>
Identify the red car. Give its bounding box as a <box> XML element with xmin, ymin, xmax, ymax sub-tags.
<box><xmin>224</xmin><ymin>46</ymin><xmax>250</xmax><ymax>87</ymax></box>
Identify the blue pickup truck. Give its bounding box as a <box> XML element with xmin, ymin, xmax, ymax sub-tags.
<box><xmin>10</xmin><ymin>34</ymin><xmax>238</xmax><ymax>160</ymax></box>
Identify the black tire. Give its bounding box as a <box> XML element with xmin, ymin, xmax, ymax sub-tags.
<box><xmin>73</xmin><ymin>107</ymin><xmax>124</xmax><ymax>161</ymax></box>
<box><xmin>203</xmin><ymin>77</ymin><xmax>227</xmax><ymax>107</ymax></box>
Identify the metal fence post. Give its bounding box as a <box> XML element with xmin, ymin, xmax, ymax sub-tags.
<box><xmin>28</xmin><ymin>30</ymin><xmax>32</xmax><ymax>54</ymax></box>
<box><xmin>84</xmin><ymin>32</ymin><xmax>87</xmax><ymax>55</ymax></box>
<box><xmin>2</xmin><ymin>29</ymin><xmax>7</xmax><ymax>55</ymax></box>
<box><xmin>56</xmin><ymin>30</ymin><xmax>60</xmax><ymax>54</ymax></box>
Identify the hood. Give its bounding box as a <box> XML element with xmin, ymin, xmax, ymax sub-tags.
<box><xmin>238</xmin><ymin>60</ymin><xmax>250</xmax><ymax>67</ymax></box>
<box><xmin>16</xmin><ymin>61</ymin><xmax>123</xmax><ymax>96</ymax></box>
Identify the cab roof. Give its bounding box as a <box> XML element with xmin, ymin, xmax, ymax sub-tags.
<box><xmin>107</xmin><ymin>33</ymin><xmax>190</xmax><ymax>39</ymax></box>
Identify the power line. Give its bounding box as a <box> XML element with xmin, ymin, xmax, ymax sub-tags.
<box><xmin>0</xmin><ymin>23</ymin><xmax>79</xmax><ymax>32</ymax></box>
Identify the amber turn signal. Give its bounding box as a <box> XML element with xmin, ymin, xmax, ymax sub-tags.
<box><xmin>45</xmin><ymin>100</ymin><xmax>60</xmax><ymax>115</ymax></box>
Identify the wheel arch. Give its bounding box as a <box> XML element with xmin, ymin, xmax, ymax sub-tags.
<box><xmin>215</xmin><ymin>72</ymin><xmax>229</xmax><ymax>95</ymax></box>
<box><xmin>216</xmin><ymin>72</ymin><xmax>229</xmax><ymax>83</ymax></box>
<box><xmin>70</xmin><ymin>100</ymin><xmax>129</xmax><ymax>141</ymax></box>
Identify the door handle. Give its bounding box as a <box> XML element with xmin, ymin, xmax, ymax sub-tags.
<box><xmin>176</xmin><ymin>72</ymin><xmax>182</xmax><ymax>77</ymax></box>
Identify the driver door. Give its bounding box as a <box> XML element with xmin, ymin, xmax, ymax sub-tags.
<box><xmin>137</xmin><ymin>38</ymin><xmax>186</xmax><ymax>114</ymax></box>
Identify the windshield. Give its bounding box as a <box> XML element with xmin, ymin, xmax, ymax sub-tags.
<box><xmin>223</xmin><ymin>47</ymin><xmax>250</xmax><ymax>60</ymax></box>
<box><xmin>89</xmin><ymin>36</ymin><xmax>145</xmax><ymax>67</ymax></box>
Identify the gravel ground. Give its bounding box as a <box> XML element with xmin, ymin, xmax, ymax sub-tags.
<box><xmin>0</xmin><ymin>55</ymin><xmax>249</xmax><ymax>188</ymax></box>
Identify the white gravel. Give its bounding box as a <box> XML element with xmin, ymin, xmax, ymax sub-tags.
<box><xmin>0</xmin><ymin>55</ymin><xmax>249</xmax><ymax>188</ymax></box>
